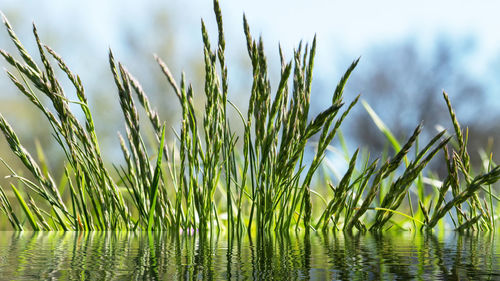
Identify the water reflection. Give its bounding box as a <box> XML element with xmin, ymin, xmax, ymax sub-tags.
<box><xmin>0</xmin><ymin>231</ymin><xmax>498</xmax><ymax>280</ymax></box>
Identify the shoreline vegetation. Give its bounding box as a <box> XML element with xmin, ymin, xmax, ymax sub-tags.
<box><xmin>0</xmin><ymin>0</ymin><xmax>499</xmax><ymax>234</ymax></box>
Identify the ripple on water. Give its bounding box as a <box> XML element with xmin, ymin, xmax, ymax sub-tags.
<box><xmin>0</xmin><ymin>231</ymin><xmax>499</xmax><ymax>280</ymax></box>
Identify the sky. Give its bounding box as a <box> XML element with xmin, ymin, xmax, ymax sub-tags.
<box><xmin>3</xmin><ymin>0</ymin><xmax>500</xmax><ymax>75</ymax></box>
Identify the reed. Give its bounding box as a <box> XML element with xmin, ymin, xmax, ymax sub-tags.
<box><xmin>0</xmin><ymin>1</ymin><xmax>499</xmax><ymax>233</ymax></box>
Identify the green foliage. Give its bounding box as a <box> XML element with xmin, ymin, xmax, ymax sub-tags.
<box><xmin>0</xmin><ymin>1</ymin><xmax>499</xmax><ymax>234</ymax></box>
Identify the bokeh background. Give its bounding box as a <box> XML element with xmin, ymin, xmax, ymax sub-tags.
<box><xmin>2</xmin><ymin>0</ymin><xmax>500</xmax><ymax>182</ymax></box>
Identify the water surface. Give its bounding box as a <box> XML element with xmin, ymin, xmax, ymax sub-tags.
<box><xmin>0</xmin><ymin>231</ymin><xmax>498</xmax><ymax>280</ymax></box>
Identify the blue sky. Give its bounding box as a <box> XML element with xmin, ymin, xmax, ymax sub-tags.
<box><xmin>3</xmin><ymin>0</ymin><xmax>500</xmax><ymax>73</ymax></box>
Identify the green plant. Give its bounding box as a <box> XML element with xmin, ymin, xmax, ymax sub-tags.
<box><xmin>0</xmin><ymin>1</ymin><xmax>499</xmax><ymax>233</ymax></box>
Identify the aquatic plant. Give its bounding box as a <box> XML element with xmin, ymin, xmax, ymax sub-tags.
<box><xmin>0</xmin><ymin>1</ymin><xmax>499</xmax><ymax>233</ymax></box>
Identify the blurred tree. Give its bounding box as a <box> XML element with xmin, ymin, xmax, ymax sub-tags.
<box><xmin>345</xmin><ymin>35</ymin><xmax>499</xmax><ymax>169</ymax></box>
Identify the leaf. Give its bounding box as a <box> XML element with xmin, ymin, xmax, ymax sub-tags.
<box><xmin>148</xmin><ymin>125</ymin><xmax>166</xmax><ymax>232</ymax></box>
<box><xmin>361</xmin><ymin>100</ymin><xmax>401</xmax><ymax>152</ymax></box>
<box><xmin>11</xmin><ymin>184</ymin><xmax>39</xmax><ymax>231</ymax></box>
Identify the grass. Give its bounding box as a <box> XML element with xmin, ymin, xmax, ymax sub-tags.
<box><xmin>0</xmin><ymin>0</ymin><xmax>499</xmax><ymax>234</ymax></box>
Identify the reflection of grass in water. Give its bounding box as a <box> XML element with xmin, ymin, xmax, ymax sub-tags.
<box><xmin>0</xmin><ymin>0</ymin><xmax>500</xmax><ymax>233</ymax></box>
<box><xmin>0</xmin><ymin>231</ymin><xmax>497</xmax><ymax>279</ymax></box>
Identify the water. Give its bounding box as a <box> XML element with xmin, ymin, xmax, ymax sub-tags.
<box><xmin>0</xmin><ymin>231</ymin><xmax>499</xmax><ymax>280</ymax></box>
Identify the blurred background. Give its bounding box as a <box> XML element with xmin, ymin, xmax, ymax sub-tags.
<box><xmin>1</xmin><ymin>0</ymin><xmax>500</xmax><ymax>181</ymax></box>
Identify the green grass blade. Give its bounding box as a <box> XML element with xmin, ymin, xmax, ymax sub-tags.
<box><xmin>148</xmin><ymin>125</ymin><xmax>166</xmax><ymax>232</ymax></box>
<box><xmin>361</xmin><ymin>100</ymin><xmax>401</xmax><ymax>152</ymax></box>
<box><xmin>371</xmin><ymin>207</ymin><xmax>424</xmax><ymax>226</ymax></box>
<box><xmin>11</xmin><ymin>184</ymin><xmax>39</xmax><ymax>231</ymax></box>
